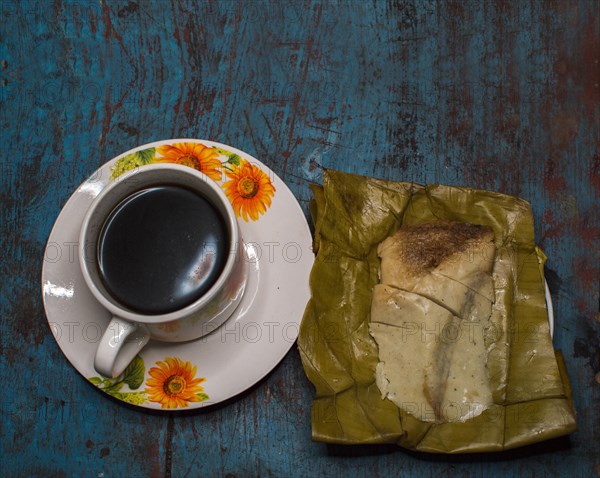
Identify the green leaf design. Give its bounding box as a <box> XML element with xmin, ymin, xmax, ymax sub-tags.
<box><xmin>196</xmin><ymin>393</ymin><xmax>210</xmax><ymax>402</ymax></box>
<box><xmin>113</xmin><ymin>391</ymin><xmax>148</xmax><ymax>405</ymax></box>
<box><xmin>214</xmin><ymin>147</ymin><xmax>242</xmax><ymax>167</ymax></box>
<box><xmin>87</xmin><ymin>354</ymin><xmax>147</xmax><ymax>405</ymax></box>
<box><xmin>103</xmin><ymin>381</ymin><xmax>124</xmax><ymax>393</ymax></box>
<box><xmin>122</xmin><ymin>355</ymin><xmax>145</xmax><ymax>390</ymax></box>
<box><xmin>110</xmin><ymin>148</ymin><xmax>156</xmax><ymax>179</ymax></box>
<box><xmin>88</xmin><ymin>376</ymin><xmax>116</xmax><ymax>388</ymax></box>
<box><xmin>137</xmin><ymin>147</ymin><xmax>156</xmax><ymax>164</ymax></box>
<box><xmin>226</xmin><ymin>154</ymin><xmax>241</xmax><ymax>166</ymax></box>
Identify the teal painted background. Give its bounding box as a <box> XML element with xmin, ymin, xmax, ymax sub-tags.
<box><xmin>1</xmin><ymin>0</ymin><xmax>599</xmax><ymax>476</ymax></box>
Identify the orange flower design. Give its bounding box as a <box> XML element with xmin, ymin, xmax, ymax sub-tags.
<box><xmin>156</xmin><ymin>142</ymin><xmax>222</xmax><ymax>180</ymax></box>
<box><xmin>222</xmin><ymin>159</ymin><xmax>276</xmax><ymax>221</ymax></box>
<box><xmin>145</xmin><ymin>357</ymin><xmax>207</xmax><ymax>409</ymax></box>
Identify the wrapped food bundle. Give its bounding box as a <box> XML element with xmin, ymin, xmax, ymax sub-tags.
<box><xmin>298</xmin><ymin>169</ymin><xmax>576</xmax><ymax>453</ymax></box>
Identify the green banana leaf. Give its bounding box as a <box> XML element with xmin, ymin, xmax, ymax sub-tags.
<box><xmin>298</xmin><ymin>170</ymin><xmax>576</xmax><ymax>453</ymax></box>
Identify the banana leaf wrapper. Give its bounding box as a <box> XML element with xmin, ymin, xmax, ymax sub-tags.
<box><xmin>298</xmin><ymin>170</ymin><xmax>576</xmax><ymax>453</ymax></box>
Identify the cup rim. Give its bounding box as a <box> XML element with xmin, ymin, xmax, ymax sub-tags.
<box><xmin>79</xmin><ymin>163</ymin><xmax>240</xmax><ymax>324</ymax></box>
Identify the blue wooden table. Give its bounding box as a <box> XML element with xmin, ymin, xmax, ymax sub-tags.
<box><xmin>2</xmin><ymin>1</ymin><xmax>599</xmax><ymax>476</ymax></box>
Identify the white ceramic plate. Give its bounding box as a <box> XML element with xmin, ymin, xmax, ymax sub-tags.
<box><xmin>42</xmin><ymin>139</ymin><xmax>314</xmax><ymax>410</ymax></box>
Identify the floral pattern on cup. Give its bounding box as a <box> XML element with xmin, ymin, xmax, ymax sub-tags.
<box><xmin>109</xmin><ymin>142</ymin><xmax>276</xmax><ymax>221</ymax></box>
<box><xmin>88</xmin><ymin>356</ymin><xmax>209</xmax><ymax>408</ymax></box>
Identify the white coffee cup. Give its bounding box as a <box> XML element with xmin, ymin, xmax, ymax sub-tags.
<box><xmin>79</xmin><ymin>164</ymin><xmax>247</xmax><ymax>378</ymax></box>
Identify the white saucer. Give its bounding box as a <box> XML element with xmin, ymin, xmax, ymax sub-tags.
<box><xmin>42</xmin><ymin>139</ymin><xmax>314</xmax><ymax>410</ymax></box>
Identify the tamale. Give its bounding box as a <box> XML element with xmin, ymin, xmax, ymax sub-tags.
<box><xmin>298</xmin><ymin>169</ymin><xmax>576</xmax><ymax>453</ymax></box>
<box><xmin>371</xmin><ymin>222</ymin><xmax>495</xmax><ymax>423</ymax></box>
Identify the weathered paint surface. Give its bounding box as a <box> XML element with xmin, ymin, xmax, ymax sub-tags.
<box><xmin>1</xmin><ymin>0</ymin><xmax>599</xmax><ymax>476</ymax></box>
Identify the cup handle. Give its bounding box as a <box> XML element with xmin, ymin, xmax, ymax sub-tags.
<box><xmin>94</xmin><ymin>317</ymin><xmax>150</xmax><ymax>378</ymax></box>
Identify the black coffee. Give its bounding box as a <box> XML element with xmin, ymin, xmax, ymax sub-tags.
<box><xmin>97</xmin><ymin>185</ymin><xmax>229</xmax><ymax>314</ymax></box>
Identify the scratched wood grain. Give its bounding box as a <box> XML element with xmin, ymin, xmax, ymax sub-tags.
<box><xmin>1</xmin><ymin>0</ymin><xmax>599</xmax><ymax>477</ymax></box>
